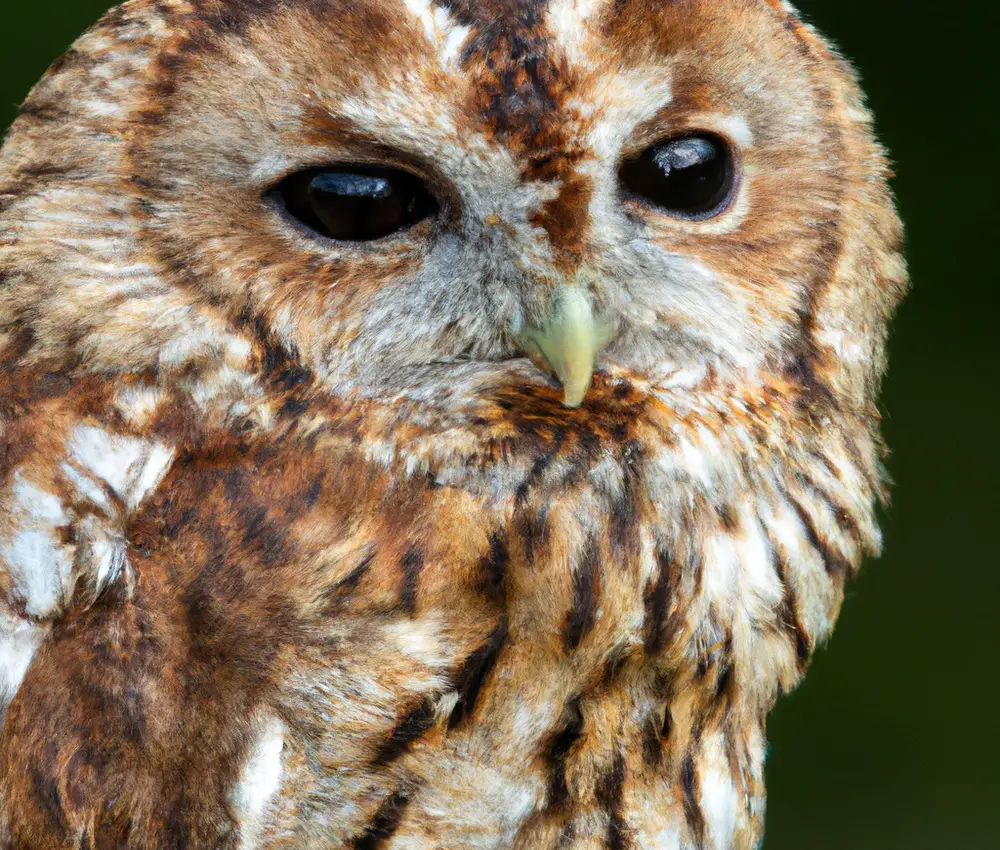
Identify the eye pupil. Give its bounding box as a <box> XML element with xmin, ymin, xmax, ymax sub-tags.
<box><xmin>620</xmin><ymin>134</ymin><xmax>734</xmax><ymax>219</ymax></box>
<box><xmin>277</xmin><ymin>166</ymin><xmax>436</xmax><ymax>241</ymax></box>
<box><xmin>653</xmin><ymin>136</ymin><xmax>716</xmax><ymax>173</ymax></box>
<box><xmin>311</xmin><ymin>172</ymin><xmax>393</xmax><ymax>199</ymax></box>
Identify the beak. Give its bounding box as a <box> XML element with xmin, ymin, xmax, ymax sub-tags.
<box><xmin>515</xmin><ymin>286</ymin><xmax>616</xmax><ymax>408</ymax></box>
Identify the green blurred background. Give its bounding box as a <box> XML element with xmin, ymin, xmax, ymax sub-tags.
<box><xmin>2</xmin><ymin>2</ymin><xmax>997</xmax><ymax>848</ymax></box>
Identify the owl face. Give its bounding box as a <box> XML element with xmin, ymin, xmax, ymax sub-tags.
<box><xmin>124</xmin><ymin>0</ymin><xmax>878</xmax><ymax>416</ymax></box>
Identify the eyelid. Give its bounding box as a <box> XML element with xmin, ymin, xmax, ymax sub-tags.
<box><xmin>252</xmin><ymin>143</ymin><xmax>451</xmax><ymax>192</ymax></box>
<box><xmin>619</xmin><ymin>112</ymin><xmax>751</xmax><ymax>164</ymax></box>
<box><xmin>267</xmin><ymin>190</ymin><xmax>437</xmax><ymax>251</ymax></box>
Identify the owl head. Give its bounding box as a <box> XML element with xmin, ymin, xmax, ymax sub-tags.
<box><xmin>1</xmin><ymin>0</ymin><xmax>905</xmax><ymax>430</ymax></box>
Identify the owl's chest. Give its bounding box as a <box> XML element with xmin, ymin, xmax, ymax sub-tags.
<box><xmin>115</xmin><ymin>437</ymin><xmax>771</xmax><ymax>847</ymax></box>
<box><xmin>133</xmin><ymin>433</ymin><xmax>748</xmax><ymax>693</ymax></box>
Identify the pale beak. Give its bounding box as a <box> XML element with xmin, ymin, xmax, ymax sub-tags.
<box><xmin>515</xmin><ymin>286</ymin><xmax>616</xmax><ymax>408</ymax></box>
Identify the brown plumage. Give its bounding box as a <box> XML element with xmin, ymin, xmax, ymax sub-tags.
<box><xmin>0</xmin><ymin>1</ymin><xmax>906</xmax><ymax>847</ymax></box>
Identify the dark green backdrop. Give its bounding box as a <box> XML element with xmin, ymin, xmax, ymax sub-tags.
<box><xmin>2</xmin><ymin>2</ymin><xmax>997</xmax><ymax>848</ymax></box>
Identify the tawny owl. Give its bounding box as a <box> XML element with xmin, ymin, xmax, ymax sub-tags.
<box><xmin>0</xmin><ymin>0</ymin><xmax>907</xmax><ymax>847</ymax></box>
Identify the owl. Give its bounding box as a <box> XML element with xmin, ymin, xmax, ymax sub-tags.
<box><xmin>0</xmin><ymin>0</ymin><xmax>907</xmax><ymax>847</ymax></box>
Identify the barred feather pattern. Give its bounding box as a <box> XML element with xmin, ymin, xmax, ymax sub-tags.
<box><xmin>0</xmin><ymin>1</ymin><xmax>906</xmax><ymax>848</ymax></box>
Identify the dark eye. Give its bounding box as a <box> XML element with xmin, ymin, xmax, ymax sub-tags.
<box><xmin>619</xmin><ymin>134</ymin><xmax>735</xmax><ymax>219</ymax></box>
<box><xmin>275</xmin><ymin>166</ymin><xmax>438</xmax><ymax>241</ymax></box>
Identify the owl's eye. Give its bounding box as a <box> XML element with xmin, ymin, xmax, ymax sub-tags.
<box><xmin>619</xmin><ymin>134</ymin><xmax>735</xmax><ymax>219</ymax></box>
<box><xmin>275</xmin><ymin>166</ymin><xmax>438</xmax><ymax>241</ymax></box>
